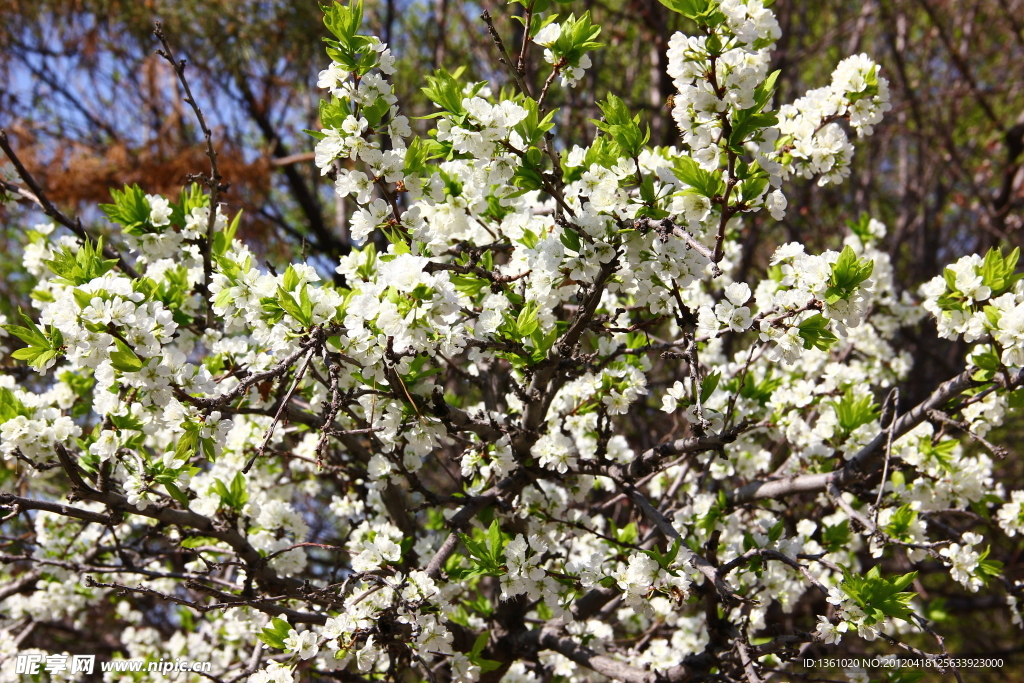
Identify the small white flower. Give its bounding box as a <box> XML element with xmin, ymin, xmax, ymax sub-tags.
<box><xmin>283</xmin><ymin>629</ymin><xmax>319</xmax><ymax>660</ymax></box>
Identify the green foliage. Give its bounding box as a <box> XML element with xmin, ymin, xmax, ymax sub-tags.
<box><xmin>43</xmin><ymin>238</ymin><xmax>118</xmax><ymax>286</ymax></box>
<box><xmin>797</xmin><ymin>314</ymin><xmax>838</xmax><ymax>351</ymax></box>
<box><xmin>592</xmin><ymin>94</ymin><xmax>649</xmax><ymax>159</ymax></box>
<box><xmin>728</xmin><ymin>71</ymin><xmax>780</xmax><ymax>150</ymax></box>
<box><xmin>322</xmin><ymin>0</ymin><xmax>377</xmax><ymax>74</ymax></box>
<box><xmin>495</xmin><ymin>301</ymin><xmax>539</xmax><ymax>343</ymax></box>
<box><xmin>979</xmin><ymin>246</ymin><xmax>1022</xmax><ymax>296</ymax></box>
<box><xmin>938</xmin><ymin>247</ymin><xmax>1021</xmax><ymax>311</ymax></box>
<box><xmin>730</xmin><ymin>370</ymin><xmax>782</xmax><ymax>405</ymax></box>
<box><xmin>642</xmin><ymin>538</ymin><xmax>684</xmax><ymax>573</ymax></box>
<box><xmin>3</xmin><ymin>311</ymin><xmax>63</xmax><ymax>370</ymax></box>
<box><xmin>969</xmin><ymin>345</ymin><xmax>1003</xmax><ymax>382</ymax></box>
<box><xmin>466</xmin><ymin>632</ymin><xmax>502</xmax><ymax>674</ymax></box>
<box><xmin>100</xmin><ymin>184</ymin><xmax>153</xmax><ymax>235</ymax></box>
<box><xmin>846</xmin><ymin>63</ymin><xmax>881</xmax><ymax>102</ymax></box>
<box><xmin>840</xmin><ymin>565</ymin><xmax>918</xmax><ymax>623</ymax></box>
<box><xmin>922</xmin><ymin>597</ymin><xmax>949</xmax><ymax>623</ymax></box>
<box><xmin>422</xmin><ymin>69</ymin><xmax>467</xmax><ymax>116</ymax></box>
<box><xmin>736</xmin><ymin>160</ymin><xmax>771</xmax><ymax>204</ymax></box>
<box><xmin>212</xmin><ymin>472</ymin><xmax>249</xmax><ymax>511</ymax></box>
<box><xmin>657</xmin><ymin>0</ymin><xmax>723</xmax><ymax>22</ymax></box>
<box><xmin>700</xmin><ymin>371</ymin><xmax>721</xmax><ymax>404</ymax></box>
<box><xmin>918</xmin><ymin>438</ymin><xmax>958</xmax><ymax>473</ymax></box>
<box><xmin>826</xmin><ymin>245</ymin><xmax>874</xmax><ymax>305</ymax></box>
<box><xmin>109</xmin><ymin>337</ymin><xmax>144</xmax><ymax>373</ymax></box>
<box><xmin>211</xmin><ymin>209</ymin><xmax>241</xmax><ymax>258</ymax></box>
<box><xmin>511</xmin><ymin>147</ymin><xmax>548</xmax><ymax>192</ymax></box>
<box><xmin>610</xmin><ymin>519</ymin><xmax>639</xmax><ymax>545</ymax></box>
<box><xmin>821</xmin><ymin>519</ymin><xmax>852</xmax><ymax>552</ymax></box>
<box><xmin>322</xmin><ymin>0</ymin><xmax>362</xmax><ymax>45</ymax></box>
<box><xmin>258</xmin><ymin>617</ymin><xmax>292</xmax><ymax>649</ymax></box>
<box><xmin>146</xmin><ymin>455</ymin><xmax>198</xmax><ymax>508</ymax></box>
<box><xmin>513</xmin><ymin>97</ymin><xmax>556</xmax><ymax>147</ymax></box>
<box><xmin>0</xmin><ymin>386</ymin><xmax>32</xmax><ymax>421</ymax></box>
<box><xmin>847</xmin><ymin>212</ymin><xmax>875</xmax><ymax>242</ymax></box>
<box><xmin>549</xmin><ymin>12</ymin><xmax>604</xmax><ymax>66</ymax></box>
<box><xmin>453</xmin><ymin>520</ymin><xmax>509</xmax><ymax>580</ymax></box>
<box><xmin>975</xmin><ymin>546</ymin><xmax>1004</xmax><ymax>586</ymax></box>
<box><xmin>672</xmin><ymin>155</ymin><xmax>722</xmax><ymax>198</ymax></box>
<box><xmin>560</xmin><ymin>226</ymin><xmax>582</xmax><ymax>253</ymax></box>
<box><xmin>883</xmin><ymin>504</ymin><xmax>917</xmax><ymax>541</ymax></box>
<box><xmin>829</xmin><ymin>388</ymin><xmax>879</xmax><ymax>438</ymax></box>
<box><xmin>697</xmin><ymin>490</ymin><xmax>728</xmax><ymax>533</ymax></box>
<box><xmin>274</xmin><ymin>285</ymin><xmax>315</xmax><ymax>329</ymax></box>
<box><xmin>404</xmin><ymin>137</ymin><xmax>445</xmax><ymax>177</ymax></box>
<box><xmin>400</xmin><ymin>355</ymin><xmax>443</xmax><ymax>387</ymax></box>
<box><xmin>318</xmin><ymin>96</ymin><xmax>351</xmax><ymax>130</ymax></box>
<box><xmin>175</xmin><ymin>419</ymin><xmax>217</xmax><ymax>462</ymax></box>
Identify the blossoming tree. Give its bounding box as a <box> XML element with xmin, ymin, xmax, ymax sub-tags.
<box><xmin>1</xmin><ymin>1</ymin><xmax>1022</xmax><ymax>682</ymax></box>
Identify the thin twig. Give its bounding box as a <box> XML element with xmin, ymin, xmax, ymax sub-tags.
<box><xmin>154</xmin><ymin>23</ymin><xmax>224</xmax><ymax>327</ymax></box>
<box><xmin>0</xmin><ymin>131</ymin><xmax>139</xmax><ymax>279</ymax></box>
<box><xmin>481</xmin><ymin>11</ymin><xmax>533</xmax><ymax>98</ymax></box>
<box><xmin>243</xmin><ymin>346</ymin><xmax>318</xmax><ymax>474</ymax></box>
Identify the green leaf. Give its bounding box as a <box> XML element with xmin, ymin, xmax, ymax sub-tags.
<box><xmin>797</xmin><ymin>314</ymin><xmax>838</xmax><ymax>351</ymax></box>
<box><xmin>825</xmin><ymin>245</ymin><xmax>874</xmax><ymax>304</ymax></box>
<box><xmin>43</xmin><ymin>237</ymin><xmax>118</xmax><ymax>286</ymax></box>
<box><xmin>591</xmin><ymin>94</ymin><xmax>649</xmax><ymax>158</ymax></box>
<box><xmin>258</xmin><ymin>617</ymin><xmax>292</xmax><ymax>649</ymax></box>
<box><xmin>422</xmin><ymin>69</ymin><xmax>466</xmax><ymax>115</ymax></box>
<box><xmin>883</xmin><ymin>504</ymin><xmax>917</xmax><ymax>540</ymax></box>
<box><xmin>753</xmin><ymin>70</ymin><xmax>780</xmax><ymax>112</ymax></box>
<box><xmin>514</xmin><ymin>98</ymin><xmax>557</xmax><ymax>147</ymax></box>
<box><xmin>457</xmin><ymin>521</ymin><xmax>508</xmax><ymax>578</ymax></box>
<box><xmin>3</xmin><ymin>311</ymin><xmax>49</xmax><ymax>348</ymax></box>
<box><xmin>672</xmin><ymin>155</ymin><xmax>722</xmax><ymax>198</ymax></box>
<box><xmin>918</xmin><ymin>438</ymin><xmax>958</xmax><ymax>474</ymax></box>
<box><xmin>175</xmin><ymin>425</ymin><xmax>201</xmax><ymax>460</ymax></box>
<box><xmin>515</xmin><ymin>303</ymin><xmax>539</xmax><ymax>338</ymax></box>
<box><xmin>822</xmin><ymin>520</ymin><xmax>852</xmax><ymax>552</ymax></box>
<box><xmin>829</xmin><ymin>388</ymin><xmax>879</xmax><ymax>437</ymax></box>
<box><xmin>213</xmin><ymin>471</ymin><xmax>249</xmax><ymax>510</ymax></box>
<box><xmin>277</xmin><ymin>286</ymin><xmax>312</xmax><ymax>328</ymax></box>
<box><xmin>560</xmin><ymin>227</ymin><xmax>582</xmax><ymax>253</ymax></box>
<box><xmin>109</xmin><ymin>338</ymin><xmax>144</xmax><ymax>373</ymax></box>
<box><xmin>486</xmin><ymin>519</ymin><xmax>509</xmax><ymax>564</ymax></box>
<box><xmin>550</xmin><ymin>11</ymin><xmax>604</xmax><ymax>66</ymax></box>
<box><xmin>978</xmin><ymin>246</ymin><xmax>1023</xmax><ymax>296</ymax></box>
<box><xmin>728</xmin><ymin>111</ymin><xmax>778</xmax><ymax>149</ymax></box>
<box><xmin>0</xmin><ymin>387</ymin><xmax>32</xmax><ymax>422</ymax></box>
<box><xmin>110</xmin><ymin>414</ymin><xmax>144</xmax><ymax>431</ymax></box>
<box><xmin>179</xmin><ymin>536</ymin><xmax>219</xmax><ymax>549</ymax></box>
<box><xmin>319</xmin><ymin>96</ymin><xmax>351</xmax><ymax>130</ymax></box>
<box><xmin>975</xmin><ymin>546</ymin><xmax>1003</xmax><ymax>583</ymax></box>
<box><xmin>282</xmin><ymin>265</ymin><xmax>300</xmax><ymax>291</ymax></box>
<box><xmin>657</xmin><ymin>0</ymin><xmax>710</xmax><ymax>19</ymax></box>
<box><xmin>322</xmin><ymin>0</ymin><xmax>363</xmax><ymax>46</ymax></box>
<box><xmin>362</xmin><ymin>96</ymin><xmax>391</xmax><ymax>128</ymax></box>
<box><xmin>700</xmin><ymin>371</ymin><xmax>720</xmax><ymax>404</ymax></box>
<box><xmin>100</xmin><ymin>184</ymin><xmax>153</xmax><ymax>235</ymax></box>
<box><xmin>164</xmin><ymin>481</ymin><xmax>190</xmax><ymax>507</ymax></box>
<box><xmin>840</xmin><ymin>566</ymin><xmax>918</xmax><ymax>623</ymax></box>
<box><xmin>299</xmin><ymin>285</ymin><xmax>314</xmax><ymax>324</ymax></box>
<box><xmin>614</xmin><ymin>520</ymin><xmax>638</xmax><ymax>545</ymax></box>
